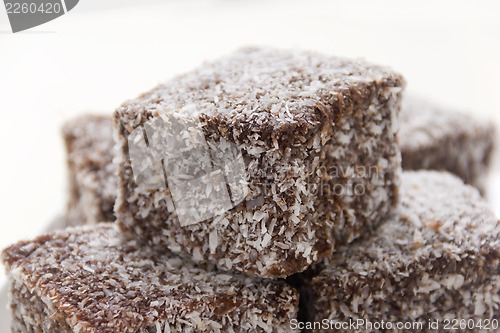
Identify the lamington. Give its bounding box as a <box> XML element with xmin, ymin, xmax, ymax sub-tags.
<box><xmin>113</xmin><ymin>46</ymin><xmax>405</xmax><ymax>277</ymax></box>
<box><xmin>63</xmin><ymin>114</ymin><xmax>117</xmax><ymax>225</ymax></box>
<box><xmin>2</xmin><ymin>224</ymin><xmax>299</xmax><ymax>333</ymax></box>
<box><xmin>301</xmin><ymin>170</ymin><xmax>500</xmax><ymax>333</ymax></box>
<box><xmin>400</xmin><ymin>96</ymin><xmax>496</xmax><ymax>193</ymax></box>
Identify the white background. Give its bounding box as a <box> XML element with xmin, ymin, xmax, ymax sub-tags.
<box><xmin>0</xmin><ymin>0</ymin><xmax>499</xmax><ymax>259</ymax></box>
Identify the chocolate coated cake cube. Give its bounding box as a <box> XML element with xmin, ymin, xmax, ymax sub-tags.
<box><xmin>113</xmin><ymin>47</ymin><xmax>405</xmax><ymax>277</ymax></box>
<box><xmin>400</xmin><ymin>96</ymin><xmax>496</xmax><ymax>193</ymax></box>
<box><xmin>300</xmin><ymin>171</ymin><xmax>500</xmax><ymax>332</ymax></box>
<box><xmin>63</xmin><ymin>114</ymin><xmax>117</xmax><ymax>225</ymax></box>
<box><xmin>2</xmin><ymin>224</ymin><xmax>298</xmax><ymax>333</ymax></box>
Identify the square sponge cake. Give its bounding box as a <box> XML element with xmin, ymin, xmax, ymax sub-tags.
<box><xmin>300</xmin><ymin>170</ymin><xmax>500</xmax><ymax>332</ymax></box>
<box><xmin>2</xmin><ymin>224</ymin><xmax>299</xmax><ymax>333</ymax></box>
<box><xmin>113</xmin><ymin>46</ymin><xmax>405</xmax><ymax>278</ymax></box>
<box><xmin>400</xmin><ymin>96</ymin><xmax>496</xmax><ymax>194</ymax></box>
<box><xmin>62</xmin><ymin>114</ymin><xmax>117</xmax><ymax>225</ymax></box>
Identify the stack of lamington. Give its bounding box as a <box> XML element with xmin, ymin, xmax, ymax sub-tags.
<box><xmin>3</xmin><ymin>47</ymin><xmax>499</xmax><ymax>333</ymax></box>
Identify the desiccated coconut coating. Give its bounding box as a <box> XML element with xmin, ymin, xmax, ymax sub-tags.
<box><xmin>2</xmin><ymin>224</ymin><xmax>299</xmax><ymax>333</ymax></box>
<box><xmin>113</xmin><ymin>46</ymin><xmax>405</xmax><ymax>278</ymax></box>
<box><xmin>400</xmin><ymin>96</ymin><xmax>496</xmax><ymax>193</ymax></box>
<box><xmin>63</xmin><ymin>114</ymin><xmax>117</xmax><ymax>225</ymax></box>
<box><xmin>302</xmin><ymin>170</ymin><xmax>500</xmax><ymax>333</ymax></box>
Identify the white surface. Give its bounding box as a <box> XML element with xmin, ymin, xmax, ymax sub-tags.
<box><xmin>0</xmin><ymin>2</ymin><xmax>500</xmax><ymax>325</ymax></box>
